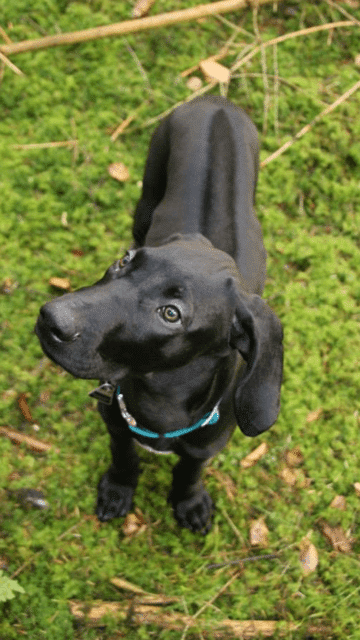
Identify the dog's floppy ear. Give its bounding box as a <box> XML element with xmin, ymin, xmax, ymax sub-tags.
<box><xmin>229</xmin><ymin>291</ymin><xmax>283</xmax><ymax>437</ymax></box>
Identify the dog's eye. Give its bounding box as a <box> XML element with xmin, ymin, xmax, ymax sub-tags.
<box><xmin>119</xmin><ymin>250</ymin><xmax>136</xmax><ymax>267</ymax></box>
<box><xmin>160</xmin><ymin>306</ymin><xmax>181</xmax><ymax>323</ymax></box>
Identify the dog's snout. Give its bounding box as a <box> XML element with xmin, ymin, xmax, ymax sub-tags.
<box><xmin>39</xmin><ymin>303</ymin><xmax>80</xmax><ymax>343</ymax></box>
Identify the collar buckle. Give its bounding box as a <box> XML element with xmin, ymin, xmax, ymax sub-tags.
<box><xmin>88</xmin><ymin>382</ymin><xmax>115</xmax><ymax>405</ymax></box>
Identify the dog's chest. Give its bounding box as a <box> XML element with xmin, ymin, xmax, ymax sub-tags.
<box><xmin>133</xmin><ymin>436</ymin><xmax>175</xmax><ymax>455</ymax></box>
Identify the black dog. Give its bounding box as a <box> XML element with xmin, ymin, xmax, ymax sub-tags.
<box><xmin>35</xmin><ymin>96</ymin><xmax>283</xmax><ymax>534</ymax></box>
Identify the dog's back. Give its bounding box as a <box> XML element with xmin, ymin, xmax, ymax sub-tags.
<box><xmin>133</xmin><ymin>96</ymin><xmax>266</xmax><ymax>294</ymax></box>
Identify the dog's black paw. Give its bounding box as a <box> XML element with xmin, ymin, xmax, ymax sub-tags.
<box><xmin>171</xmin><ymin>490</ymin><xmax>214</xmax><ymax>534</ymax></box>
<box><xmin>96</xmin><ymin>471</ymin><xmax>134</xmax><ymax>522</ymax></box>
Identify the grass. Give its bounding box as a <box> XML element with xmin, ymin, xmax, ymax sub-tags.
<box><xmin>0</xmin><ymin>0</ymin><xmax>359</xmax><ymax>638</ymax></box>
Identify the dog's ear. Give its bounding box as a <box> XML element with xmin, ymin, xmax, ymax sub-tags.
<box><xmin>229</xmin><ymin>292</ymin><xmax>283</xmax><ymax>437</ymax></box>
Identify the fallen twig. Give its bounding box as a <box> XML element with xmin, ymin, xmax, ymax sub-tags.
<box><xmin>69</xmin><ymin>599</ymin><xmax>330</xmax><ymax>637</ymax></box>
<box><xmin>0</xmin><ymin>426</ymin><xmax>52</xmax><ymax>453</ymax></box>
<box><xmin>0</xmin><ymin>0</ymin><xmax>272</xmax><ymax>56</ymax></box>
<box><xmin>260</xmin><ymin>78</ymin><xmax>360</xmax><ymax>167</ymax></box>
<box><xmin>230</xmin><ymin>20</ymin><xmax>357</xmax><ymax>74</ymax></box>
<box><xmin>11</xmin><ymin>140</ymin><xmax>78</xmax><ymax>150</ymax></box>
<box><xmin>0</xmin><ymin>50</ymin><xmax>24</xmax><ymax>75</ymax></box>
<box><xmin>70</xmin><ymin>599</ymin><xmax>299</xmax><ymax>635</ymax></box>
<box><xmin>0</xmin><ymin>26</ymin><xmax>12</xmax><ymax>44</ymax></box>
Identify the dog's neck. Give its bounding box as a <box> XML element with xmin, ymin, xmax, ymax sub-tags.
<box><xmin>116</xmin><ymin>352</ymin><xmax>239</xmax><ymax>435</ymax></box>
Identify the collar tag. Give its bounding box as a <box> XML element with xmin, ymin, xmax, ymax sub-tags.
<box><xmin>89</xmin><ymin>382</ymin><xmax>115</xmax><ymax>405</ymax></box>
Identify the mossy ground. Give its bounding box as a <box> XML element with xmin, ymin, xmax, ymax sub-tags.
<box><xmin>0</xmin><ymin>1</ymin><xmax>359</xmax><ymax>638</ymax></box>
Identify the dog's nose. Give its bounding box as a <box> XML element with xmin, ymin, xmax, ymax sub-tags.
<box><xmin>39</xmin><ymin>302</ymin><xmax>80</xmax><ymax>343</ymax></box>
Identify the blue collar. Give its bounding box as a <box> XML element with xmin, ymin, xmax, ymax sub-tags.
<box><xmin>116</xmin><ymin>385</ymin><xmax>220</xmax><ymax>439</ymax></box>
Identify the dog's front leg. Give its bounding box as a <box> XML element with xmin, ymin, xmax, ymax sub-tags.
<box><xmin>169</xmin><ymin>455</ymin><xmax>213</xmax><ymax>534</ymax></box>
<box><xmin>96</xmin><ymin>406</ymin><xmax>141</xmax><ymax>522</ymax></box>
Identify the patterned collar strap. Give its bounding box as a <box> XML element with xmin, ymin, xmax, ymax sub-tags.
<box><xmin>116</xmin><ymin>385</ymin><xmax>220</xmax><ymax>439</ymax></box>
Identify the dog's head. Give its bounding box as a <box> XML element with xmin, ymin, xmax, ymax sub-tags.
<box><xmin>35</xmin><ymin>233</ymin><xmax>283</xmax><ymax>435</ymax></box>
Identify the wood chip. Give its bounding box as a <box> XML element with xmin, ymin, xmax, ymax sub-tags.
<box><xmin>108</xmin><ymin>162</ymin><xmax>130</xmax><ymax>182</ymax></box>
<box><xmin>199</xmin><ymin>58</ymin><xmax>230</xmax><ymax>84</ymax></box>
<box><xmin>240</xmin><ymin>442</ymin><xmax>268</xmax><ymax>469</ymax></box>
<box><xmin>354</xmin><ymin>482</ymin><xmax>360</xmax><ymax>497</ymax></box>
<box><xmin>49</xmin><ymin>276</ymin><xmax>71</xmax><ymax>290</ymax></box>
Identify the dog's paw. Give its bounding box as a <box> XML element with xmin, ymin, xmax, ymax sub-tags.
<box><xmin>171</xmin><ymin>490</ymin><xmax>214</xmax><ymax>534</ymax></box>
<box><xmin>96</xmin><ymin>472</ymin><xmax>134</xmax><ymax>522</ymax></box>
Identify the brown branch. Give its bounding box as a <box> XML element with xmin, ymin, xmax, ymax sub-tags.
<box><xmin>260</xmin><ymin>78</ymin><xmax>360</xmax><ymax>167</ymax></box>
<box><xmin>230</xmin><ymin>20</ymin><xmax>357</xmax><ymax>73</ymax></box>
<box><xmin>11</xmin><ymin>140</ymin><xmax>78</xmax><ymax>150</ymax></box>
<box><xmin>0</xmin><ymin>426</ymin><xmax>52</xmax><ymax>453</ymax></box>
<box><xmin>0</xmin><ymin>50</ymin><xmax>24</xmax><ymax>75</ymax></box>
<box><xmin>0</xmin><ymin>0</ymin><xmax>272</xmax><ymax>56</ymax></box>
<box><xmin>69</xmin><ymin>599</ymin><xmax>330</xmax><ymax>636</ymax></box>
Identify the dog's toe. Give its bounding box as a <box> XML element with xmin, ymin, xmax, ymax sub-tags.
<box><xmin>96</xmin><ymin>471</ymin><xmax>134</xmax><ymax>522</ymax></box>
<box><xmin>172</xmin><ymin>490</ymin><xmax>214</xmax><ymax>534</ymax></box>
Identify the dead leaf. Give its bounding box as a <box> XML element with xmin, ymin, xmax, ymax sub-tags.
<box><xmin>108</xmin><ymin>162</ymin><xmax>130</xmax><ymax>182</ymax></box>
<box><xmin>199</xmin><ymin>59</ymin><xmax>230</xmax><ymax>84</ymax></box>
<box><xmin>122</xmin><ymin>510</ymin><xmax>146</xmax><ymax>537</ymax></box>
<box><xmin>186</xmin><ymin>76</ymin><xmax>203</xmax><ymax>91</ymax></box>
<box><xmin>18</xmin><ymin>392</ymin><xmax>32</xmax><ymax>422</ymax></box>
<box><xmin>241</xmin><ymin>442</ymin><xmax>268</xmax><ymax>469</ymax></box>
<box><xmin>280</xmin><ymin>466</ymin><xmax>298</xmax><ymax>486</ymax></box>
<box><xmin>1</xmin><ymin>277</ymin><xmax>18</xmax><ymax>294</ymax></box>
<box><xmin>280</xmin><ymin>466</ymin><xmax>310</xmax><ymax>488</ymax></box>
<box><xmin>39</xmin><ymin>390</ymin><xmax>51</xmax><ymax>405</ymax></box>
<box><xmin>320</xmin><ymin>522</ymin><xmax>353</xmax><ymax>553</ymax></box>
<box><xmin>249</xmin><ymin>518</ymin><xmax>269</xmax><ymax>547</ymax></box>
<box><xmin>329</xmin><ymin>495</ymin><xmax>346</xmax><ymax>510</ymax></box>
<box><xmin>299</xmin><ymin>539</ymin><xmax>318</xmax><ymax>576</ymax></box>
<box><xmin>285</xmin><ymin>446</ymin><xmax>304</xmax><ymax>467</ymax></box>
<box><xmin>355</xmin><ymin>53</ymin><xmax>360</xmax><ymax>67</ymax></box>
<box><xmin>49</xmin><ymin>276</ymin><xmax>71</xmax><ymax>290</ymax></box>
<box><xmin>354</xmin><ymin>482</ymin><xmax>360</xmax><ymax>497</ymax></box>
<box><xmin>306</xmin><ymin>408</ymin><xmax>323</xmax><ymax>423</ymax></box>
<box><xmin>132</xmin><ymin>0</ymin><xmax>156</xmax><ymax>18</ymax></box>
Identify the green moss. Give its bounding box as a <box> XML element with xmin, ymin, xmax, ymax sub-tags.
<box><xmin>1</xmin><ymin>1</ymin><xmax>360</xmax><ymax>638</ymax></box>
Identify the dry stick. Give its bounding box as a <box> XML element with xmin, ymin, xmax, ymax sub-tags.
<box><xmin>326</xmin><ymin>0</ymin><xmax>360</xmax><ymax>27</ymax></box>
<box><xmin>230</xmin><ymin>20</ymin><xmax>356</xmax><ymax>73</ymax></box>
<box><xmin>180</xmin><ymin>570</ymin><xmax>242</xmax><ymax>640</ymax></box>
<box><xmin>12</xmin><ymin>140</ymin><xmax>78</xmax><ymax>149</ymax></box>
<box><xmin>0</xmin><ymin>0</ymin><xmax>273</xmax><ymax>57</ymax></box>
<box><xmin>0</xmin><ymin>25</ymin><xmax>12</xmax><ymax>43</ymax></box>
<box><xmin>0</xmin><ymin>426</ymin><xmax>52</xmax><ymax>453</ymax></box>
<box><xmin>111</xmin><ymin>101</ymin><xmax>149</xmax><ymax>141</ymax></box>
<box><xmin>0</xmin><ymin>50</ymin><xmax>24</xmax><ymax>75</ymax></box>
<box><xmin>260</xmin><ymin>78</ymin><xmax>360</xmax><ymax>167</ymax></box>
